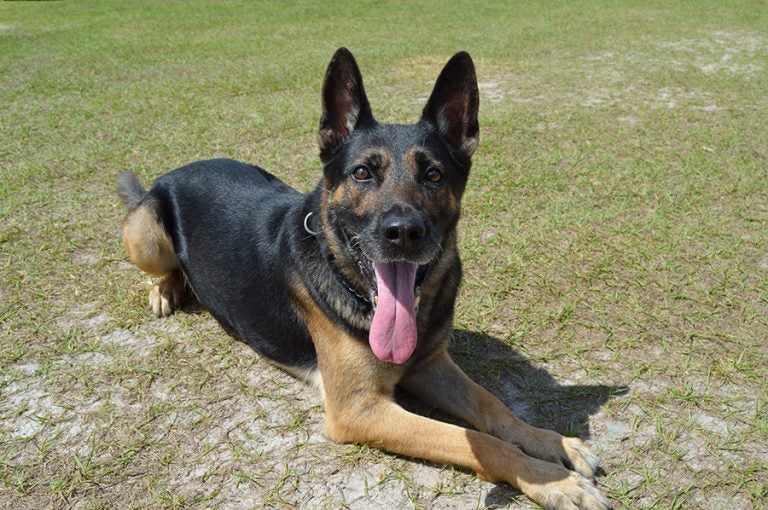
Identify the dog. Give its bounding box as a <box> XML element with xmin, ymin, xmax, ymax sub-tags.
<box><xmin>117</xmin><ymin>48</ymin><xmax>610</xmax><ymax>510</ymax></box>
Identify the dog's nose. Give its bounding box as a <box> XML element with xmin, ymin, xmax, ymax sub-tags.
<box><xmin>381</xmin><ymin>209</ymin><xmax>426</xmax><ymax>247</ymax></box>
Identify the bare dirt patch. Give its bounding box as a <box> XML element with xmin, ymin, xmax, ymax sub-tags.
<box><xmin>477</xmin><ymin>30</ymin><xmax>767</xmax><ymax>112</ymax></box>
<box><xmin>3</xmin><ymin>304</ymin><xmax>533</xmax><ymax>508</ymax></box>
<box><xmin>2</xmin><ymin>300</ymin><xmax>634</xmax><ymax>508</ymax></box>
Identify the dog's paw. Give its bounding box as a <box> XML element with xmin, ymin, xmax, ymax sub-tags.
<box><xmin>520</xmin><ymin>430</ymin><xmax>601</xmax><ymax>480</ymax></box>
<box><xmin>536</xmin><ymin>472</ymin><xmax>611</xmax><ymax>510</ymax></box>
<box><xmin>560</xmin><ymin>436</ymin><xmax>601</xmax><ymax>479</ymax></box>
<box><xmin>148</xmin><ymin>273</ymin><xmax>184</xmax><ymax>317</ymax></box>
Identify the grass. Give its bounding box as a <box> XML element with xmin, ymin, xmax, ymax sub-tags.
<box><xmin>1</xmin><ymin>0</ymin><xmax>767</xmax><ymax>508</ymax></box>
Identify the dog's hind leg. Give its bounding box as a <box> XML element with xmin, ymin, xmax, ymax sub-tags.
<box><xmin>121</xmin><ymin>200</ymin><xmax>185</xmax><ymax>317</ymax></box>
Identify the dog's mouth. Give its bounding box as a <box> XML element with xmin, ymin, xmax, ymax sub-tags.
<box><xmin>342</xmin><ymin>231</ymin><xmax>431</xmax><ymax>365</ymax></box>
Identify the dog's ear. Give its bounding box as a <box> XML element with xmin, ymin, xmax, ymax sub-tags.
<box><xmin>318</xmin><ymin>48</ymin><xmax>374</xmax><ymax>162</ymax></box>
<box><xmin>421</xmin><ymin>51</ymin><xmax>479</xmax><ymax>159</ymax></box>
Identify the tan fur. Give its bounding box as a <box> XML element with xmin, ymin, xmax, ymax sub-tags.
<box><xmin>147</xmin><ymin>270</ymin><xmax>185</xmax><ymax>318</ymax></box>
<box><xmin>121</xmin><ymin>203</ymin><xmax>185</xmax><ymax>317</ymax></box>
<box><xmin>121</xmin><ymin>203</ymin><xmax>177</xmax><ymax>276</ymax></box>
<box><xmin>350</xmin><ymin>148</ymin><xmax>392</xmax><ymax>176</ymax></box>
<box><xmin>289</xmin><ymin>280</ymin><xmax>608</xmax><ymax>509</ymax></box>
<box><xmin>318</xmin><ymin>187</ymin><xmax>372</xmax><ymax>296</ymax></box>
<box><xmin>343</xmin><ymin>148</ymin><xmax>394</xmax><ymax>217</ymax></box>
<box><xmin>404</xmin><ymin>147</ymin><xmax>441</xmax><ymax>177</ymax></box>
<box><xmin>401</xmin><ymin>352</ymin><xmax>601</xmax><ymax>477</ymax></box>
<box><xmin>402</xmin><ymin>147</ymin><xmax>460</xmax><ymax>213</ymax></box>
<box><xmin>290</xmin><ymin>279</ymin><xmax>405</xmax><ymax>416</ymax></box>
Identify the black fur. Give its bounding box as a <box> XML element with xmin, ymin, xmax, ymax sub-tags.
<box><xmin>138</xmin><ymin>159</ymin><xmax>319</xmax><ymax>369</ymax></box>
<box><xmin>117</xmin><ymin>171</ymin><xmax>148</xmax><ymax>209</ymax></box>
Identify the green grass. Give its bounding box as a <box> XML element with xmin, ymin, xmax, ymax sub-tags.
<box><xmin>2</xmin><ymin>1</ymin><xmax>767</xmax><ymax>508</ymax></box>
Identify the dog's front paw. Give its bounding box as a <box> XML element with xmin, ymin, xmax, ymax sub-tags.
<box><xmin>523</xmin><ymin>464</ymin><xmax>611</xmax><ymax>510</ymax></box>
<box><xmin>148</xmin><ymin>272</ymin><xmax>184</xmax><ymax>317</ymax></box>
<box><xmin>560</xmin><ymin>436</ymin><xmax>601</xmax><ymax>479</ymax></box>
<box><xmin>520</xmin><ymin>430</ymin><xmax>601</xmax><ymax>480</ymax></box>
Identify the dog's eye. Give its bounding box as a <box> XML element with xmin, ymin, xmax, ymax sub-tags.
<box><xmin>352</xmin><ymin>165</ymin><xmax>372</xmax><ymax>181</ymax></box>
<box><xmin>425</xmin><ymin>167</ymin><xmax>443</xmax><ymax>183</ymax></box>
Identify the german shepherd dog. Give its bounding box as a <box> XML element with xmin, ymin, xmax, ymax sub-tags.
<box><xmin>118</xmin><ymin>48</ymin><xmax>610</xmax><ymax>509</ymax></box>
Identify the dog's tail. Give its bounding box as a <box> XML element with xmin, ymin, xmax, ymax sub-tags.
<box><xmin>117</xmin><ymin>171</ymin><xmax>147</xmax><ymax>210</ymax></box>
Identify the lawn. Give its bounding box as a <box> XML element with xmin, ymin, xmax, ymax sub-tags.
<box><xmin>1</xmin><ymin>1</ymin><xmax>767</xmax><ymax>508</ymax></box>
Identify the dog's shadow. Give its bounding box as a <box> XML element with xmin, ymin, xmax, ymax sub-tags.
<box><xmin>396</xmin><ymin>329</ymin><xmax>627</xmax><ymax>505</ymax></box>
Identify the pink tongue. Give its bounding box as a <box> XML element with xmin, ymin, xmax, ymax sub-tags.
<box><xmin>369</xmin><ymin>261</ymin><xmax>418</xmax><ymax>364</ymax></box>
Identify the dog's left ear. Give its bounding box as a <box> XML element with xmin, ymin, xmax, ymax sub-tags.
<box><xmin>421</xmin><ymin>52</ymin><xmax>479</xmax><ymax>160</ymax></box>
<box><xmin>318</xmin><ymin>48</ymin><xmax>375</xmax><ymax>162</ymax></box>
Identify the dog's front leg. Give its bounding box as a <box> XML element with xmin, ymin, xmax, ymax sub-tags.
<box><xmin>293</xmin><ymin>284</ymin><xmax>608</xmax><ymax>508</ymax></box>
<box><xmin>323</xmin><ymin>386</ymin><xmax>609</xmax><ymax>510</ymax></box>
<box><xmin>312</xmin><ymin>343</ymin><xmax>606</xmax><ymax>508</ymax></box>
<box><xmin>400</xmin><ymin>351</ymin><xmax>602</xmax><ymax>481</ymax></box>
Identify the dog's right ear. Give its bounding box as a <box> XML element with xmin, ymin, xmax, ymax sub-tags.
<box><xmin>421</xmin><ymin>51</ymin><xmax>479</xmax><ymax>161</ymax></box>
<box><xmin>318</xmin><ymin>48</ymin><xmax>374</xmax><ymax>162</ymax></box>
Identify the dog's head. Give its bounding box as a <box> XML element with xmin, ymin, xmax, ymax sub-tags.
<box><xmin>316</xmin><ymin>48</ymin><xmax>479</xmax><ymax>364</ymax></box>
